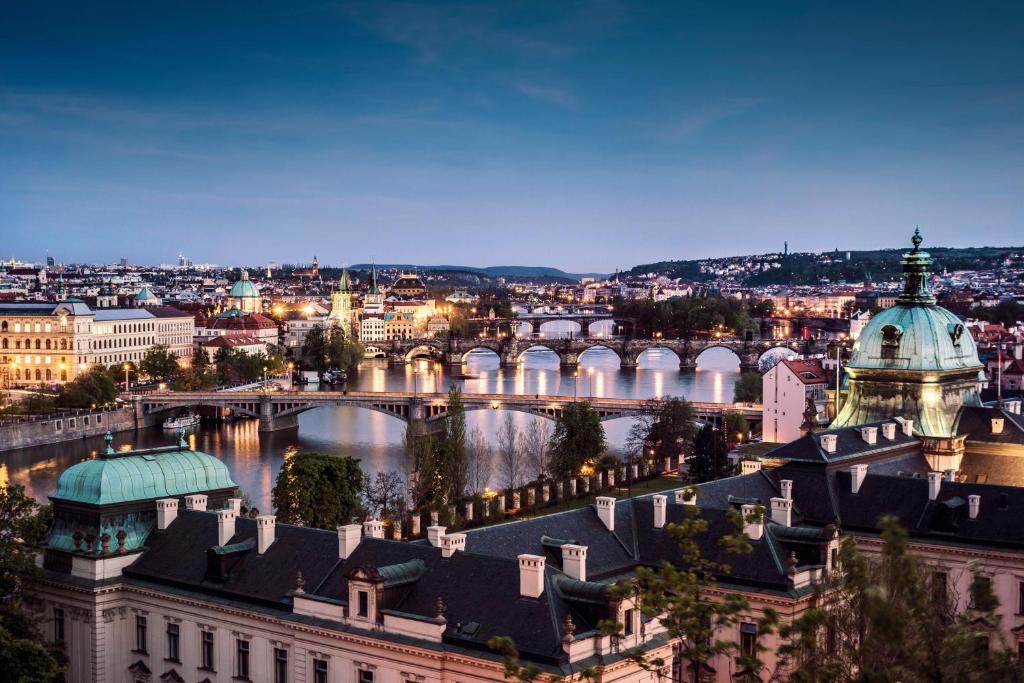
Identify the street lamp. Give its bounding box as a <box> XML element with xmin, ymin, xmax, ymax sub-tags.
<box><xmin>123</xmin><ymin>363</ymin><xmax>130</xmax><ymax>391</ymax></box>
<box><xmin>413</xmin><ymin>366</ymin><xmax>420</xmax><ymax>397</ymax></box>
<box><xmin>573</xmin><ymin>369</ymin><xmax>579</xmax><ymax>401</ymax></box>
<box><xmin>587</xmin><ymin>367</ymin><xmax>594</xmax><ymax>397</ymax></box>
<box><xmin>262</xmin><ymin>366</ymin><xmax>268</xmax><ymax>393</ymax></box>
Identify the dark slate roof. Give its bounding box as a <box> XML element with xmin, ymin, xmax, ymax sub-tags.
<box><xmin>956</xmin><ymin>405</ymin><xmax>1024</xmax><ymax>446</ymax></box>
<box><xmin>762</xmin><ymin>419</ymin><xmax>917</xmax><ymax>464</ymax></box>
<box><xmin>692</xmin><ymin>471</ymin><xmax>780</xmax><ymax>511</ymax></box>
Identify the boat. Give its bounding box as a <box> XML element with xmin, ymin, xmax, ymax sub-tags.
<box><xmin>163</xmin><ymin>413</ymin><xmax>201</xmax><ymax>430</ymax></box>
<box><xmin>451</xmin><ymin>372</ymin><xmax>480</xmax><ymax>380</ymax></box>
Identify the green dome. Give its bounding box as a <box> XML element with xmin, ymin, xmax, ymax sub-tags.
<box><xmin>135</xmin><ymin>286</ymin><xmax>159</xmax><ymax>302</ymax></box>
<box><xmin>52</xmin><ymin>445</ymin><xmax>236</xmax><ymax>506</ymax></box>
<box><xmin>229</xmin><ymin>270</ymin><xmax>260</xmax><ymax>299</ymax></box>
<box><xmin>846</xmin><ymin>304</ymin><xmax>982</xmax><ymax>373</ymax></box>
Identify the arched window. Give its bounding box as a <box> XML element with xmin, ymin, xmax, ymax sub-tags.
<box><xmin>45</xmin><ymin>339</ymin><xmax>52</xmax><ymax>350</ymax></box>
<box><xmin>1</xmin><ymin>338</ymin><xmax>6</xmax><ymax>349</ymax></box>
<box><xmin>34</xmin><ymin>339</ymin><xmax>41</xmax><ymax>350</ymax></box>
<box><xmin>45</xmin><ymin>369</ymin><xmax>52</xmax><ymax>381</ymax></box>
<box><xmin>15</xmin><ymin>340</ymin><xmax>21</xmax><ymax>349</ymax></box>
<box><xmin>881</xmin><ymin>325</ymin><xmax>902</xmax><ymax>360</ymax></box>
<box><xmin>0</xmin><ymin>321</ymin><xmax>6</xmax><ymax>331</ymax></box>
<box><xmin>60</xmin><ymin>339</ymin><xmax>67</xmax><ymax>350</ymax></box>
<box><xmin>35</xmin><ymin>369</ymin><xmax>41</xmax><ymax>381</ymax></box>
<box><xmin>14</xmin><ymin>369</ymin><xmax>20</xmax><ymax>380</ymax></box>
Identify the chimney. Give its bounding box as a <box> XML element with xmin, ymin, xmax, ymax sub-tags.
<box><xmin>363</xmin><ymin>519</ymin><xmax>385</xmax><ymax>539</ymax></box>
<box><xmin>518</xmin><ymin>554</ymin><xmax>546</xmax><ymax>598</ymax></box>
<box><xmin>780</xmin><ymin>479</ymin><xmax>793</xmax><ymax>500</ymax></box>
<box><xmin>216</xmin><ymin>508</ymin><xmax>236</xmax><ymax>546</ymax></box>
<box><xmin>338</xmin><ymin>524</ymin><xmax>361</xmax><ymax>559</ymax></box>
<box><xmin>740</xmin><ymin>460</ymin><xmax>762</xmax><ymax>475</ymax></box>
<box><xmin>675</xmin><ymin>488</ymin><xmax>697</xmax><ymax>506</ymax></box>
<box><xmin>820</xmin><ymin>434</ymin><xmax>838</xmax><ymax>453</ymax></box>
<box><xmin>860</xmin><ymin>426</ymin><xmax>877</xmax><ymax>445</ymax></box>
<box><xmin>850</xmin><ymin>464</ymin><xmax>868</xmax><ymax>494</ymax></box>
<box><xmin>227</xmin><ymin>498</ymin><xmax>242</xmax><ymax>514</ymax></box>
<box><xmin>440</xmin><ymin>533</ymin><xmax>466</xmax><ymax>558</ymax></box>
<box><xmin>652</xmin><ymin>495</ymin><xmax>667</xmax><ymax>529</ymax></box>
<box><xmin>740</xmin><ymin>504</ymin><xmax>763</xmax><ymax>541</ymax></box>
<box><xmin>881</xmin><ymin>423</ymin><xmax>897</xmax><ymax>440</ymax></box>
<box><xmin>899</xmin><ymin>417</ymin><xmax>915</xmax><ymax>436</ymax></box>
<box><xmin>1007</xmin><ymin>400</ymin><xmax>1022</xmax><ymax>415</ymax></box>
<box><xmin>427</xmin><ymin>525</ymin><xmax>446</xmax><ymax>548</ymax></box>
<box><xmin>184</xmin><ymin>494</ymin><xmax>207</xmax><ymax>511</ymax></box>
<box><xmin>155</xmin><ymin>498</ymin><xmax>179</xmax><ymax>530</ymax></box>
<box><xmin>770</xmin><ymin>497</ymin><xmax>793</xmax><ymax>527</ymax></box>
<box><xmin>595</xmin><ymin>497</ymin><xmax>616</xmax><ymax>531</ymax></box>
<box><xmin>256</xmin><ymin>515</ymin><xmax>276</xmax><ymax>554</ymax></box>
<box><xmin>991</xmin><ymin>418</ymin><xmax>1005</xmax><ymax>434</ymax></box>
<box><xmin>944</xmin><ymin>469</ymin><xmax>956</xmax><ymax>482</ymax></box>
<box><xmin>561</xmin><ymin>544</ymin><xmax>587</xmax><ymax>581</ymax></box>
<box><xmin>969</xmin><ymin>494</ymin><xmax>981</xmax><ymax>520</ymax></box>
<box><xmin>927</xmin><ymin>472</ymin><xmax>942</xmax><ymax>501</ymax></box>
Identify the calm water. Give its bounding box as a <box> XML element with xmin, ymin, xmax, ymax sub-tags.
<box><xmin>2</xmin><ymin>346</ymin><xmax>740</xmax><ymax>511</ymax></box>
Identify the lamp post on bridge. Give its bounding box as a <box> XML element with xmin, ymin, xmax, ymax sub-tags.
<box><xmin>587</xmin><ymin>366</ymin><xmax>594</xmax><ymax>397</ymax></box>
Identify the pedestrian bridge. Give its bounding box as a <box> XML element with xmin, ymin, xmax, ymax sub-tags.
<box><xmin>134</xmin><ymin>390</ymin><xmax>762</xmax><ymax>433</ymax></box>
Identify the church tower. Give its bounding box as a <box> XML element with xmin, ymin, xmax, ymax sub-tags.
<box><xmin>363</xmin><ymin>264</ymin><xmax>385</xmax><ymax>315</ymax></box>
<box><xmin>328</xmin><ymin>268</ymin><xmax>353</xmax><ymax>336</ymax></box>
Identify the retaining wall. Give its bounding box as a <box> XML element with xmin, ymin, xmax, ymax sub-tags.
<box><xmin>0</xmin><ymin>408</ymin><xmax>138</xmax><ymax>452</ymax></box>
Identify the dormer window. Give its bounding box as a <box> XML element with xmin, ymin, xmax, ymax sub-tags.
<box><xmin>881</xmin><ymin>324</ymin><xmax>902</xmax><ymax>359</ymax></box>
<box><xmin>948</xmin><ymin>323</ymin><xmax>965</xmax><ymax>346</ymax></box>
<box><xmin>357</xmin><ymin>590</ymin><xmax>369</xmax><ymax>617</ymax></box>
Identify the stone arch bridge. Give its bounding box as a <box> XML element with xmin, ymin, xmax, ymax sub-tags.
<box><xmin>135</xmin><ymin>391</ymin><xmax>762</xmax><ymax>433</ymax></box>
<box><xmin>387</xmin><ymin>336</ymin><xmax>825</xmax><ymax>372</ymax></box>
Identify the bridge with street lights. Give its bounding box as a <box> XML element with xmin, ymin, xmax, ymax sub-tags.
<box><xmin>133</xmin><ymin>390</ymin><xmax>763</xmax><ymax>433</ymax></box>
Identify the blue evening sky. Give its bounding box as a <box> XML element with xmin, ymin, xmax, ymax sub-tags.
<box><xmin>1</xmin><ymin>2</ymin><xmax>1022</xmax><ymax>271</ymax></box>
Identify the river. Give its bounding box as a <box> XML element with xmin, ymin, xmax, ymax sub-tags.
<box><xmin>1</xmin><ymin>346</ymin><xmax>741</xmax><ymax>510</ymax></box>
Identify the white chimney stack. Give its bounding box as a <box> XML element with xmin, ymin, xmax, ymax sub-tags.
<box><xmin>227</xmin><ymin>498</ymin><xmax>242</xmax><ymax>514</ymax></box>
<box><xmin>256</xmin><ymin>515</ymin><xmax>276</xmax><ymax>554</ymax></box>
<box><xmin>927</xmin><ymin>472</ymin><xmax>942</xmax><ymax>501</ymax></box>
<box><xmin>881</xmin><ymin>423</ymin><xmax>897</xmax><ymax>440</ymax></box>
<box><xmin>440</xmin><ymin>533</ymin><xmax>466</xmax><ymax>558</ymax></box>
<box><xmin>675</xmin><ymin>488</ymin><xmax>697</xmax><ymax>506</ymax></box>
<box><xmin>991</xmin><ymin>418</ymin><xmax>1005</xmax><ymax>434</ymax></box>
<box><xmin>860</xmin><ymin>426</ymin><xmax>878</xmax><ymax>445</ymax></box>
<box><xmin>740</xmin><ymin>460</ymin><xmax>763</xmax><ymax>475</ymax></box>
<box><xmin>740</xmin><ymin>504</ymin><xmax>763</xmax><ymax>541</ymax></box>
<box><xmin>363</xmin><ymin>519</ymin><xmax>385</xmax><ymax>539</ymax></box>
<box><xmin>1007</xmin><ymin>400</ymin><xmax>1021</xmax><ymax>415</ymax></box>
<box><xmin>561</xmin><ymin>544</ymin><xmax>587</xmax><ymax>581</ymax></box>
<box><xmin>156</xmin><ymin>498</ymin><xmax>179</xmax><ymax>530</ymax></box>
<box><xmin>216</xmin><ymin>508</ymin><xmax>236</xmax><ymax>546</ymax></box>
<box><xmin>850</xmin><ymin>464</ymin><xmax>868</xmax><ymax>494</ymax></box>
<box><xmin>820</xmin><ymin>434</ymin><xmax>838</xmax><ymax>453</ymax></box>
<box><xmin>338</xmin><ymin>524</ymin><xmax>361</xmax><ymax>559</ymax></box>
<box><xmin>652</xmin><ymin>495</ymin><xmax>667</xmax><ymax>529</ymax></box>
<box><xmin>427</xmin><ymin>525</ymin><xmax>446</xmax><ymax>548</ymax></box>
<box><xmin>944</xmin><ymin>469</ymin><xmax>956</xmax><ymax>482</ymax></box>
<box><xmin>899</xmin><ymin>417</ymin><xmax>914</xmax><ymax>436</ymax></box>
<box><xmin>184</xmin><ymin>494</ymin><xmax>207</xmax><ymax>511</ymax></box>
<box><xmin>780</xmin><ymin>479</ymin><xmax>793</xmax><ymax>500</ymax></box>
<box><xmin>969</xmin><ymin>494</ymin><xmax>981</xmax><ymax>519</ymax></box>
<box><xmin>595</xmin><ymin>497</ymin><xmax>616</xmax><ymax>531</ymax></box>
<box><xmin>770</xmin><ymin>497</ymin><xmax>793</xmax><ymax>527</ymax></box>
<box><xmin>518</xmin><ymin>554</ymin><xmax>546</xmax><ymax>598</ymax></box>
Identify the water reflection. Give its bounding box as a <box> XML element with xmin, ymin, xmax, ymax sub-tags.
<box><xmin>4</xmin><ymin>347</ymin><xmax>740</xmax><ymax>511</ymax></box>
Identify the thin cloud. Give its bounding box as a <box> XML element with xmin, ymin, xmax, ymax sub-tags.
<box><xmin>656</xmin><ymin>97</ymin><xmax>763</xmax><ymax>141</ymax></box>
<box><xmin>514</xmin><ymin>81</ymin><xmax>577</xmax><ymax>107</ymax></box>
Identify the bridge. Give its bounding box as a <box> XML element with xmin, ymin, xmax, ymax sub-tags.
<box><xmin>135</xmin><ymin>390</ymin><xmax>763</xmax><ymax>433</ymax></box>
<box><xmin>371</xmin><ymin>336</ymin><xmax>828</xmax><ymax>372</ymax></box>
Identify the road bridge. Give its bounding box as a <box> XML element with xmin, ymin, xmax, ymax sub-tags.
<box><xmin>135</xmin><ymin>390</ymin><xmax>763</xmax><ymax>433</ymax></box>
<box><xmin>379</xmin><ymin>336</ymin><xmax>828</xmax><ymax>372</ymax></box>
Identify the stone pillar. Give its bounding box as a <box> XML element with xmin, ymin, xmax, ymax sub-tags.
<box><xmin>631</xmin><ymin>463</ymin><xmax>639</xmax><ymax>481</ymax></box>
<box><xmin>464</xmin><ymin>501</ymin><xmax>474</xmax><ymax>522</ymax></box>
<box><xmin>391</xmin><ymin>522</ymin><xmax>402</xmax><ymax>540</ymax></box>
<box><xmin>559</xmin><ymin>352</ymin><xmax>579</xmax><ymax>369</ymax></box>
<box><xmin>526</xmin><ymin>487</ymin><xmax>536</xmax><ymax>508</ymax></box>
<box><xmin>568</xmin><ymin>478</ymin><xmax>577</xmax><ymax>497</ymax></box>
<box><xmin>411</xmin><ymin>514</ymin><xmax>421</xmax><ymax>537</ymax></box>
<box><xmin>482</xmin><ymin>498</ymin><xmax>490</xmax><ymax>518</ymax></box>
<box><xmin>448</xmin><ymin>505</ymin><xmax>457</xmax><ymax>523</ymax></box>
<box><xmin>512</xmin><ymin>491</ymin><xmax>521</xmax><ymax>510</ymax></box>
<box><xmin>541</xmin><ymin>484</ymin><xmax>550</xmax><ymax>504</ymax></box>
<box><xmin>496</xmin><ymin>494</ymin><xmax>506</xmax><ymax>514</ymax></box>
<box><xmin>430</xmin><ymin>510</ymin><xmax>439</xmax><ymax>526</ymax></box>
<box><xmin>555</xmin><ymin>481</ymin><xmax>564</xmax><ymax>500</ymax></box>
<box><xmin>580</xmin><ymin>477</ymin><xmax>589</xmax><ymax>494</ymax></box>
<box><xmin>607</xmin><ymin>469</ymin><xmax>615</xmax><ymax>487</ymax></box>
<box><xmin>446</xmin><ymin>351</ymin><xmax>464</xmax><ymax>366</ymax></box>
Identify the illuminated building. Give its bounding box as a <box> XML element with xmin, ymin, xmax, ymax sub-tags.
<box><xmin>327</xmin><ymin>268</ymin><xmax>354</xmax><ymax>337</ymax></box>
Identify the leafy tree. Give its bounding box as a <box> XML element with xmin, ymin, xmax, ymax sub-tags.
<box><xmin>139</xmin><ymin>344</ymin><xmax>181</xmax><ymax>381</ymax></box>
<box><xmin>0</xmin><ymin>485</ymin><xmax>64</xmax><ymax>682</ymax></box>
<box><xmin>271</xmin><ymin>452</ymin><xmax>364</xmax><ymax>528</ymax></box>
<box><xmin>549</xmin><ymin>401</ymin><xmax>606</xmax><ymax>478</ymax></box>
<box><xmin>688</xmin><ymin>423</ymin><xmax>730</xmax><ymax>483</ymax></box>
<box><xmin>733</xmin><ymin>372</ymin><xmax>762</xmax><ymax>403</ymax></box>
<box><xmin>302</xmin><ymin>323</ymin><xmax>328</xmax><ymax>373</ymax></box>
<box><xmin>626</xmin><ymin>397</ymin><xmax>696</xmax><ymax>467</ymax></box>
<box><xmin>55</xmin><ymin>367</ymin><xmax>119</xmax><ymax>408</ymax></box>
<box><xmin>723</xmin><ymin>411</ymin><xmax>750</xmax><ymax>447</ymax></box>
<box><xmin>441</xmin><ymin>385</ymin><xmax>468</xmax><ymax>500</ymax></box>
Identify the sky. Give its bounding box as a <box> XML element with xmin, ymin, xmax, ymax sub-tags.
<box><xmin>1</xmin><ymin>1</ymin><xmax>1022</xmax><ymax>272</ymax></box>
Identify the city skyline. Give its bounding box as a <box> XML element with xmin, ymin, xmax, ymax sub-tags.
<box><xmin>3</xmin><ymin>2</ymin><xmax>1023</xmax><ymax>270</ymax></box>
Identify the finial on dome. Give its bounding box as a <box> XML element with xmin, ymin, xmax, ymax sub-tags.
<box><xmin>104</xmin><ymin>431</ymin><xmax>115</xmax><ymax>455</ymax></box>
<box><xmin>911</xmin><ymin>226</ymin><xmax>922</xmax><ymax>251</ymax></box>
<box><xmin>178</xmin><ymin>426</ymin><xmax>187</xmax><ymax>448</ymax></box>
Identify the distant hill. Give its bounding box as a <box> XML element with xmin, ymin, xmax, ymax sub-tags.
<box><xmin>349</xmin><ymin>264</ymin><xmax>607</xmax><ymax>282</ymax></box>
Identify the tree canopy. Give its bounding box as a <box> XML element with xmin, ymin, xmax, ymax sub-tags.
<box><xmin>549</xmin><ymin>401</ymin><xmax>606</xmax><ymax>478</ymax></box>
<box><xmin>733</xmin><ymin>371</ymin><xmax>763</xmax><ymax>403</ymax></box>
<box><xmin>271</xmin><ymin>452</ymin><xmax>364</xmax><ymax>528</ymax></box>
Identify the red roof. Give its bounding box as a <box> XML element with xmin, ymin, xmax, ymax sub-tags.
<box><xmin>202</xmin><ymin>336</ymin><xmax>264</xmax><ymax>348</ymax></box>
<box><xmin>781</xmin><ymin>359</ymin><xmax>829</xmax><ymax>385</ymax></box>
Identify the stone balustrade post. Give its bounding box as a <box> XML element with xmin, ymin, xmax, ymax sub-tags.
<box><xmin>464</xmin><ymin>501</ymin><xmax>473</xmax><ymax>522</ymax></box>
<box><xmin>411</xmin><ymin>514</ymin><xmax>421</xmax><ymax>536</ymax></box>
<box><xmin>526</xmin><ymin>487</ymin><xmax>536</xmax><ymax>508</ymax></box>
<box><xmin>512</xmin><ymin>491</ymin><xmax>521</xmax><ymax>510</ymax></box>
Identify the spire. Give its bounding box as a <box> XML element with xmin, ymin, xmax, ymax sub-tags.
<box><xmin>339</xmin><ymin>267</ymin><xmax>350</xmax><ymax>292</ymax></box>
<box><xmin>896</xmin><ymin>227</ymin><xmax>936</xmax><ymax>306</ymax></box>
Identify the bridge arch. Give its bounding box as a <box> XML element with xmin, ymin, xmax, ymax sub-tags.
<box><xmin>693</xmin><ymin>344</ymin><xmax>743</xmax><ymax>369</ymax></box>
<box><xmin>515</xmin><ymin>344</ymin><xmax>562</xmax><ymax>365</ymax></box>
<box><xmin>459</xmin><ymin>343</ymin><xmax>502</xmax><ymax>363</ymax></box>
<box><xmin>404</xmin><ymin>344</ymin><xmax>443</xmax><ymax>362</ymax></box>
<box><xmin>537</xmin><ymin>319</ymin><xmax>581</xmax><ymax>338</ymax></box>
<box><xmin>363</xmin><ymin>345</ymin><xmax>387</xmax><ymax>358</ymax></box>
<box><xmin>577</xmin><ymin>343</ymin><xmax>624</xmax><ymax>364</ymax></box>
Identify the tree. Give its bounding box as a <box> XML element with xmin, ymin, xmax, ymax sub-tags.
<box><xmin>325</xmin><ymin>324</ymin><xmax>364</xmax><ymax>374</ymax></box>
<box><xmin>724</xmin><ymin>411</ymin><xmax>750</xmax><ymax>447</ymax></box>
<box><xmin>361</xmin><ymin>471</ymin><xmax>405</xmax><ymax>520</ymax></box>
<box><xmin>688</xmin><ymin>424</ymin><xmax>730</xmax><ymax>483</ymax></box>
<box><xmin>56</xmin><ymin>367</ymin><xmax>119</xmax><ymax>408</ymax></box>
<box><xmin>549</xmin><ymin>401</ymin><xmax>606</xmax><ymax>478</ymax></box>
<box><xmin>271</xmin><ymin>452</ymin><xmax>364</xmax><ymax>528</ymax></box>
<box><xmin>302</xmin><ymin>323</ymin><xmax>328</xmax><ymax>373</ymax></box>
<box><xmin>523</xmin><ymin>420</ymin><xmax>552</xmax><ymax>481</ymax></box>
<box><xmin>496</xmin><ymin>414</ymin><xmax>526</xmax><ymax>489</ymax></box>
<box><xmin>404</xmin><ymin>426</ymin><xmax>441</xmax><ymax>509</ymax></box>
<box><xmin>776</xmin><ymin>517</ymin><xmax>1023</xmax><ymax>682</ymax></box>
<box><xmin>626</xmin><ymin>397</ymin><xmax>697</xmax><ymax>467</ymax></box>
<box><xmin>0</xmin><ymin>485</ymin><xmax>64</xmax><ymax>682</ymax></box>
<box><xmin>466</xmin><ymin>426</ymin><xmax>493</xmax><ymax>496</ymax></box>
<box><xmin>139</xmin><ymin>344</ymin><xmax>181</xmax><ymax>381</ymax></box>
<box><xmin>442</xmin><ymin>385</ymin><xmax>468</xmax><ymax>501</ymax></box>
<box><xmin>733</xmin><ymin>372</ymin><xmax>762</xmax><ymax>403</ymax></box>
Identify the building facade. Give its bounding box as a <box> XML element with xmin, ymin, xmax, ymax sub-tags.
<box><xmin>761</xmin><ymin>358</ymin><xmax>829</xmax><ymax>443</ymax></box>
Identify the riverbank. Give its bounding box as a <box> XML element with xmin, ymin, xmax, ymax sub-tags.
<box><xmin>0</xmin><ymin>407</ymin><xmax>140</xmax><ymax>452</ymax></box>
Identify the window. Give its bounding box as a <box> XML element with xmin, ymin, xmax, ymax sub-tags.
<box><xmin>273</xmin><ymin>648</ymin><xmax>288</xmax><ymax>683</ymax></box>
<box><xmin>358</xmin><ymin>670</ymin><xmax>374</xmax><ymax>683</ymax></box>
<box><xmin>1018</xmin><ymin>581</ymin><xmax>1024</xmax><ymax>615</ymax></box>
<box><xmin>314</xmin><ymin>658</ymin><xmax>328</xmax><ymax>683</ymax></box>
<box><xmin>166</xmin><ymin>623</ymin><xmax>179</xmax><ymax>661</ymax></box>
<box><xmin>357</xmin><ymin>590</ymin><xmax>369</xmax><ymax>617</ymax></box>
<box><xmin>135</xmin><ymin>615</ymin><xmax>148</xmax><ymax>653</ymax></box>
<box><xmin>623</xmin><ymin>608</ymin><xmax>634</xmax><ymax>636</ymax></box>
<box><xmin>740</xmin><ymin>622</ymin><xmax>757</xmax><ymax>658</ymax></box>
<box><xmin>932</xmin><ymin>571</ymin><xmax>948</xmax><ymax>608</ymax></box>
<box><xmin>53</xmin><ymin>607</ymin><xmax>65</xmax><ymax>643</ymax></box>
<box><xmin>236</xmin><ymin>639</ymin><xmax>250</xmax><ymax>680</ymax></box>
<box><xmin>201</xmin><ymin>631</ymin><xmax>215</xmax><ymax>670</ymax></box>
<box><xmin>971</xmin><ymin>575</ymin><xmax>995</xmax><ymax>611</ymax></box>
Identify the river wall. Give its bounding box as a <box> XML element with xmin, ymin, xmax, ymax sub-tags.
<box><xmin>0</xmin><ymin>407</ymin><xmax>153</xmax><ymax>452</ymax></box>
